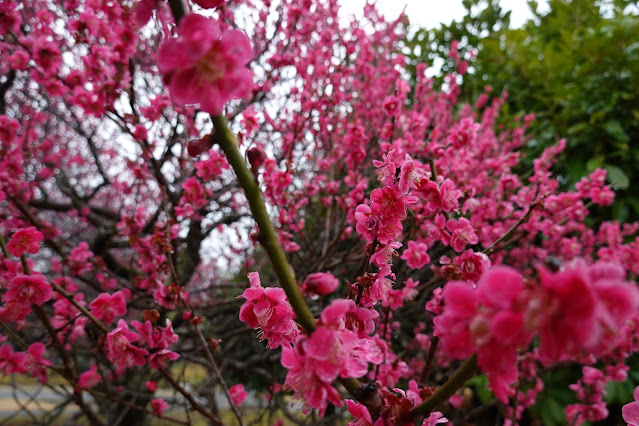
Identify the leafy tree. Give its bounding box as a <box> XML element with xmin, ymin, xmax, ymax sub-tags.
<box><xmin>406</xmin><ymin>0</ymin><xmax>639</xmax><ymax>220</ymax></box>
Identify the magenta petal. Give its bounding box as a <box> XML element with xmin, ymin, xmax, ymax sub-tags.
<box><xmin>220</xmin><ymin>29</ymin><xmax>253</xmax><ymax>65</ymax></box>
<box><xmin>169</xmin><ymin>68</ymin><xmax>210</xmax><ymax>105</ymax></box>
<box><xmin>623</xmin><ymin>401</ymin><xmax>639</xmax><ymax>424</ymax></box>
<box><xmin>179</xmin><ymin>14</ymin><xmax>219</xmax><ymax>59</ymax></box>
<box><xmin>490</xmin><ymin>311</ymin><xmax>526</xmax><ymax>345</ymax></box>
<box><xmin>442</xmin><ymin>281</ymin><xmax>476</xmax><ymax>316</ymax></box>
<box><xmin>477</xmin><ymin>266</ymin><xmax>523</xmax><ymax>309</ymax></box>
<box><xmin>304</xmin><ymin>328</ymin><xmax>336</xmax><ymax>361</ymax></box>
<box><xmin>157</xmin><ymin>39</ymin><xmax>188</xmax><ymax>73</ymax></box>
<box><xmin>199</xmin><ymin>85</ymin><xmax>225</xmax><ymax>115</ymax></box>
<box><xmin>219</xmin><ymin>67</ymin><xmax>253</xmax><ymax>100</ymax></box>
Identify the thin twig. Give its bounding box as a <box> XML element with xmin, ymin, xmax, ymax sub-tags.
<box><xmin>160</xmin><ymin>368</ymin><xmax>223</xmax><ymax>425</ymax></box>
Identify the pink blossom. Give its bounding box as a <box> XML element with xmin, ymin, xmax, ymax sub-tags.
<box><xmin>5</xmin><ymin>274</ymin><xmax>52</xmax><ymax>306</ymax></box>
<box><xmin>401</xmin><ymin>241</ymin><xmax>430</xmax><ymax>269</ymax></box>
<box><xmin>151</xmin><ymin>398</ymin><xmax>168</xmax><ymax>415</ymax></box>
<box><xmin>446</xmin><ymin>218</ymin><xmax>478</xmax><ymax>252</ymax></box>
<box><xmin>158</xmin><ymin>13</ymin><xmax>253</xmax><ymax>115</ymax></box>
<box><xmin>0</xmin><ymin>344</ymin><xmax>27</xmax><ymax>375</ymax></box>
<box><xmin>90</xmin><ymin>291</ymin><xmax>127</xmax><ymax>324</ymax></box>
<box><xmin>346</xmin><ymin>399</ymin><xmax>372</xmax><ymax>426</ymax></box>
<box><xmin>148</xmin><ymin>348</ymin><xmax>180</xmax><ymax>369</ymax></box>
<box><xmin>239</xmin><ymin>272</ymin><xmax>299</xmax><ymax>348</ymax></box>
<box><xmin>132</xmin><ymin>319</ymin><xmax>179</xmax><ymax>350</ymax></box>
<box><xmin>422</xmin><ymin>411</ymin><xmax>449</xmax><ymax>426</ymax></box>
<box><xmin>105</xmin><ymin>319</ymin><xmax>149</xmax><ymax>368</ymax></box>
<box><xmin>623</xmin><ymin>386</ymin><xmax>639</xmax><ymax>426</ymax></box>
<box><xmin>26</xmin><ymin>342</ymin><xmax>51</xmax><ymax>384</ymax></box>
<box><xmin>68</xmin><ymin>242</ymin><xmax>93</xmax><ymax>275</ymax></box>
<box><xmin>78</xmin><ymin>365</ymin><xmax>102</xmax><ymax>389</ymax></box>
<box><xmin>281</xmin><ymin>299</ymin><xmax>382</xmax><ymax>415</ymax></box>
<box><xmin>229</xmin><ymin>384</ymin><xmax>248</xmax><ymax>406</ymax></box>
<box><xmin>303</xmin><ymin>272</ymin><xmax>339</xmax><ymax>295</ymax></box>
<box><xmin>398</xmin><ymin>155</ymin><xmax>422</xmax><ymax>193</ymax></box>
<box><xmin>7</xmin><ymin>227</ymin><xmax>44</xmax><ymax>257</ymax></box>
<box><xmin>533</xmin><ymin>260</ymin><xmax>639</xmax><ymax>361</ymax></box>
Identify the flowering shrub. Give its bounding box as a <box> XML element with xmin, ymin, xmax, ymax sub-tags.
<box><xmin>1</xmin><ymin>0</ymin><xmax>639</xmax><ymax>424</ymax></box>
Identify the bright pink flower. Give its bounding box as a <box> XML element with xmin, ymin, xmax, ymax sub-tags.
<box><xmin>132</xmin><ymin>319</ymin><xmax>179</xmax><ymax>350</ymax></box>
<box><xmin>346</xmin><ymin>399</ymin><xmax>372</xmax><ymax>426</ymax></box>
<box><xmin>281</xmin><ymin>341</ymin><xmax>343</xmax><ymax>415</ymax></box>
<box><xmin>370</xmin><ymin>186</ymin><xmax>406</xmax><ymax>220</ymax></box>
<box><xmin>435</xmin><ymin>267</ymin><xmax>532</xmax><ymax>403</ymax></box>
<box><xmin>239</xmin><ymin>272</ymin><xmax>299</xmax><ymax>348</ymax></box>
<box><xmin>78</xmin><ymin>365</ymin><xmax>102</xmax><ymax>389</ymax></box>
<box><xmin>148</xmin><ymin>349</ymin><xmax>180</xmax><ymax>370</ymax></box>
<box><xmin>195</xmin><ymin>150</ymin><xmax>228</xmax><ymax>179</ymax></box>
<box><xmin>433</xmin><ymin>281</ymin><xmax>477</xmax><ymax>358</ymax></box>
<box><xmin>401</xmin><ymin>240</ymin><xmax>430</xmax><ymax>269</ymax></box>
<box><xmin>68</xmin><ymin>242</ymin><xmax>93</xmax><ymax>275</ymax></box>
<box><xmin>359</xmin><ymin>265</ymin><xmax>394</xmax><ymax>307</ymax></box>
<box><xmin>370</xmin><ymin>241</ymin><xmax>402</xmax><ymax>267</ymax></box>
<box><xmin>446</xmin><ymin>218</ymin><xmax>478</xmax><ymax>252</ymax></box>
<box><xmin>158</xmin><ymin>13</ymin><xmax>253</xmax><ymax>115</ymax></box>
<box><xmin>281</xmin><ymin>299</ymin><xmax>382</xmax><ymax>416</ymax></box>
<box><xmin>382</xmin><ymin>95</ymin><xmax>400</xmax><ymax>116</ymax></box>
<box><xmin>533</xmin><ymin>260</ymin><xmax>638</xmax><ymax>361</ymax></box>
<box><xmin>303</xmin><ymin>272</ymin><xmax>339</xmax><ymax>295</ymax></box>
<box><xmin>373</xmin><ymin>151</ymin><xmax>397</xmax><ymax>186</ymax></box>
<box><xmin>146</xmin><ymin>380</ymin><xmax>157</xmax><ymax>392</ymax></box>
<box><xmin>181</xmin><ymin>177</ymin><xmax>205</xmax><ymax>205</ymax></box>
<box><xmin>151</xmin><ymin>398</ymin><xmax>168</xmax><ymax>415</ymax></box>
<box><xmin>105</xmin><ymin>319</ymin><xmax>149</xmax><ymax>368</ymax></box>
<box><xmin>229</xmin><ymin>384</ymin><xmax>248</xmax><ymax>406</ymax></box>
<box><xmin>90</xmin><ymin>291</ymin><xmax>127</xmax><ymax>324</ymax></box>
<box><xmin>398</xmin><ymin>155</ymin><xmax>422</xmax><ymax>193</ymax></box>
<box><xmin>422</xmin><ymin>411</ymin><xmax>449</xmax><ymax>426</ymax></box>
<box><xmin>354</xmin><ymin>204</ymin><xmax>378</xmax><ymax>242</ymax></box>
<box><xmin>7</xmin><ymin>227</ymin><xmax>44</xmax><ymax>257</ymax></box>
<box><xmin>623</xmin><ymin>386</ymin><xmax>639</xmax><ymax>426</ymax></box>
<box><xmin>26</xmin><ymin>342</ymin><xmax>51</xmax><ymax>384</ymax></box>
<box><xmin>5</xmin><ymin>274</ymin><xmax>52</xmax><ymax>306</ymax></box>
<box><xmin>0</xmin><ymin>344</ymin><xmax>28</xmax><ymax>375</ymax></box>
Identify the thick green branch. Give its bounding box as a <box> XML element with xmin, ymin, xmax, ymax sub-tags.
<box><xmin>403</xmin><ymin>354</ymin><xmax>477</xmax><ymax>422</ymax></box>
<box><xmin>212</xmin><ymin>115</ymin><xmax>316</xmax><ymax>333</ymax></box>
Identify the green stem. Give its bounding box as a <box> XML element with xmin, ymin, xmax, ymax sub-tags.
<box><xmin>212</xmin><ymin>115</ymin><xmax>316</xmax><ymax>333</ymax></box>
<box><xmin>403</xmin><ymin>354</ymin><xmax>477</xmax><ymax>422</ymax></box>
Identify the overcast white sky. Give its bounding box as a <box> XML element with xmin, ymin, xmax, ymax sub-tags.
<box><xmin>339</xmin><ymin>0</ymin><xmax>550</xmax><ymax>28</ymax></box>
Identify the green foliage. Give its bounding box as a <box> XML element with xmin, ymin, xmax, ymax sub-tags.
<box><xmin>529</xmin><ymin>366</ymin><xmax>581</xmax><ymax>425</ymax></box>
<box><xmin>405</xmin><ymin>0</ymin><xmax>639</xmax><ymax>220</ymax></box>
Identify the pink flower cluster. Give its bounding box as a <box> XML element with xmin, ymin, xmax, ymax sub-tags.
<box><xmin>281</xmin><ymin>299</ymin><xmax>381</xmax><ymax>415</ymax></box>
<box><xmin>346</xmin><ymin>380</ymin><xmax>449</xmax><ymax>425</ymax></box>
<box><xmin>239</xmin><ymin>272</ymin><xmax>299</xmax><ymax>348</ymax></box>
<box><xmin>434</xmin><ymin>261</ymin><xmax>639</xmax><ymax>402</ymax></box>
<box><xmin>158</xmin><ymin>13</ymin><xmax>253</xmax><ymax>115</ymax></box>
<box><xmin>434</xmin><ymin>266</ymin><xmax>532</xmax><ymax>402</ymax></box>
<box><xmin>1</xmin><ymin>274</ymin><xmax>53</xmax><ymax>322</ymax></box>
<box><xmin>0</xmin><ymin>343</ymin><xmax>51</xmax><ymax>383</ymax></box>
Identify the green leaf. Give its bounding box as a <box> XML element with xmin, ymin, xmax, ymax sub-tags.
<box><xmin>605</xmin><ymin>164</ymin><xmax>630</xmax><ymax>189</ymax></box>
<box><xmin>602</xmin><ymin>120</ymin><xmax>630</xmax><ymax>142</ymax></box>
<box><xmin>466</xmin><ymin>374</ymin><xmax>494</xmax><ymax>404</ymax></box>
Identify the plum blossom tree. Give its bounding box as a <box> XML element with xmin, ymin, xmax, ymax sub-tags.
<box><xmin>1</xmin><ymin>0</ymin><xmax>639</xmax><ymax>424</ymax></box>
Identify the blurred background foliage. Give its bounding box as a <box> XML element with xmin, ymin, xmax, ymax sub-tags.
<box><xmin>404</xmin><ymin>0</ymin><xmax>639</xmax><ymax>222</ymax></box>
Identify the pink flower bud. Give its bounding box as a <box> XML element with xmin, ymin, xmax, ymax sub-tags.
<box><xmin>303</xmin><ymin>272</ymin><xmax>339</xmax><ymax>295</ymax></box>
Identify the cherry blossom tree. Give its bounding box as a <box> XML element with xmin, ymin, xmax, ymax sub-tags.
<box><xmin>1</xmin><ymin>0</ymin><xmax>639</xmax><ymax>424</ymax></box>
